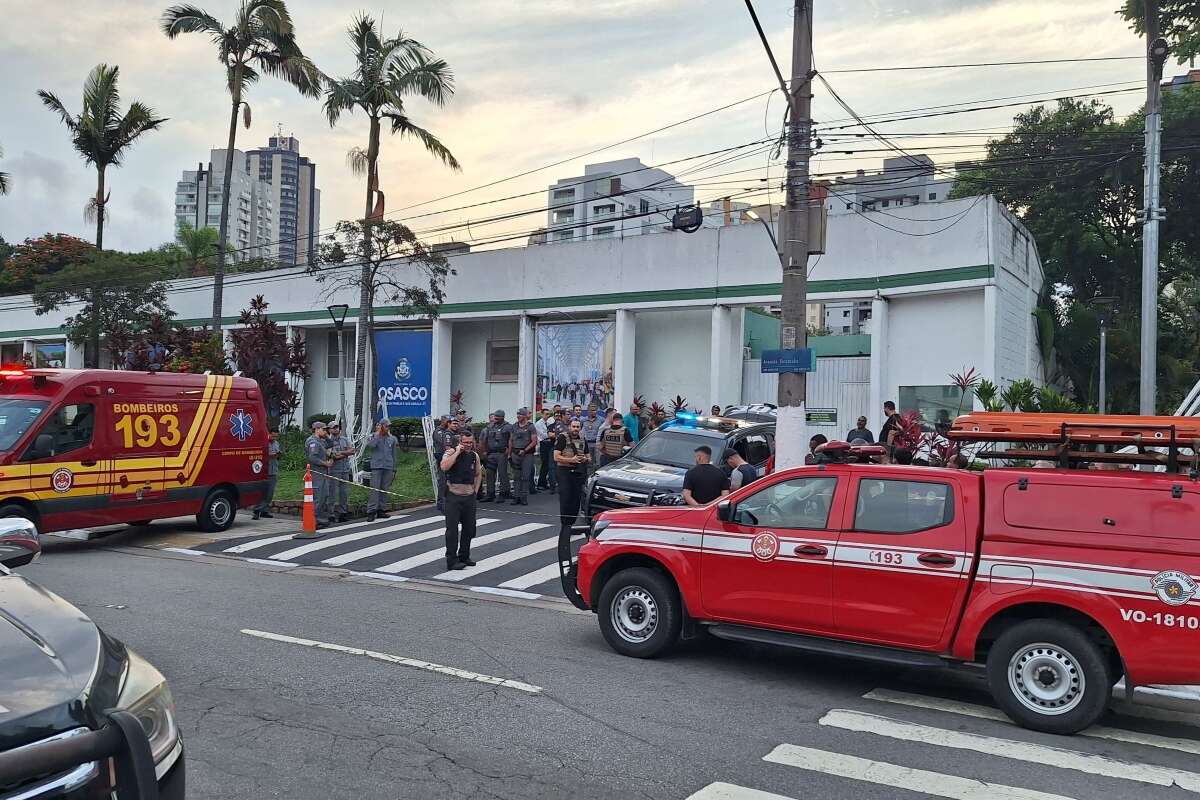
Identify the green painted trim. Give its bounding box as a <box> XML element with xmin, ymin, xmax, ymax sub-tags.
<box><xmin>0</xmin><ymin>264</ymin><xmax>995</xmax><ymax>339</ymax></box>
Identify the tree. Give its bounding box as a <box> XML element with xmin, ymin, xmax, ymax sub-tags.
<box><xmin>323</xmin><ymin>13</ymin><xmax>460</xmax><ymax>432</ymax></box>
<box><xmin>31</xmin><ymin>252</ymin><xmax>173</xmax><ymax>364</ymax></box>
<box><xmin>0</xmin><ymin>233</ymin><xmax>95</xmax><ymax>295</ymax></box>
<box><xmin>175</xmin><ymin>220</ymin><xmax>223</xmax><ymax>276</ymax></box>
<box><xmin>230</xmin><ymin>295</ymin><xmax>310</xmax><ymax>425</ymax></box>
<box><xmin>315</xmin><ymin>219</ymin><xmax>452</xmax><ymax>426</ymax></box>
<box><xmin>161</xmin><ymin>1</ymin><xmax>322</xmax><ymax>332</ymax></box>
<box><xmin>0</xmin><ymin>144</ymin><xmax>9</xmax><ymax>195</ymax></box>
<box><xmin>37</xmin><ymin>64</ymin><xmax>166</xmax><ymax>254</ymax></box>
<box><xmin>1119</xmin><ymin>2</ymin><xmax>1200</xmax><ymax>62</ymax></box>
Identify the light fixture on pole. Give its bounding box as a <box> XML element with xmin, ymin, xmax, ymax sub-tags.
<box><xmin>327</xmin><ymin>303</ymin><xmax>350</xmax><ymax>432</ymax></box>
<box><xmin>1090</xmin><ymin>296</ymin><xmax>1116</xmax><ymax>415</ymax></box>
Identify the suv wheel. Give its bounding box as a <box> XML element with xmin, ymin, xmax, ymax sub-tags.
<box><xmin>987</xmin><ymin>619</ymin><xmax>1112</xmax><ymax>735</ymax></box>
<box><xmin>197</xmin><ymin>489</ymin><xmax>236</xmax><ymax>533</ymax></box>
<box><xmin>597</xmin><ymin>567</ymin><xmax>682</xmax><ymax>658</ymax></box>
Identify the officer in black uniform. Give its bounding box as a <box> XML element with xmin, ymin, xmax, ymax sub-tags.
<box><xmin>481</xmin><ymin>409</ymin><xmax>512</xmax><ymax>501</ymax></box>
<box><xmin>440</xmin><ymin>428</ymin><xmax>482</xmax><ymax>571</ymax></box>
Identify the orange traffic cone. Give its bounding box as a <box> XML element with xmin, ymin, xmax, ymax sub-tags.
<box><xmin>292</xmin><ymin>465</ymin><xmax>321</xmax><ymax>539</ymax></box>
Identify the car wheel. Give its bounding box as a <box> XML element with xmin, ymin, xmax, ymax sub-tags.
<box><xmin>597</xmin><ymin>567</ymin><xmax>682</xmax><ymax>658</ymax></box>
<box><xmin>987</xmin><ymin>619</ymin><xmax>1112</xmax><ymax>735</ymax></box>
<box><xmin>196</xmin><ymin>490</ymin><xmax>236</xmax><ymax>533</ymax></box>
<box><xmin>0</xmin><ymin>503</ymin><xmax>38</xmax><ymax>531</ymax></box>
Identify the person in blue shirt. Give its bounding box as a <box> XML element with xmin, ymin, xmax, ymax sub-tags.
<box><xmin>623</xmin><ymin>402</ymin><xmax>643</xmax><ymax>442</ymax></box>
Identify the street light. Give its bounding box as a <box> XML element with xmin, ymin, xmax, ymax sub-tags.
<box><xmin>1090</xmin><ymin>296</ymin><xmax>1116</xmax><ymax>415</ymax></box>
<box><xmin>327</xmin><ymin>303</ymin><xmax>349</xmax><ymax>432</ymax></box>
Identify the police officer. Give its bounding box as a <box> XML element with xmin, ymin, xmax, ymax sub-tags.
<box><xmin>367</xmin><ymin>420</ymin><xmax>398</xmax><ymax>522</ymax></box>
<box><xmin>481</xmin><ymin>409</ymin><xmax>512</xmax><ymax>502</ymax></box>
<box><xmin>508</xmin><ymin>407</ymin><xmax>539</xmax><ymax>506</ymax></box>
<box><xmin>305</xmin><ymin>421</ymin><xmax>335</xmax><ymax>529</ymax></box>
<box><xmin>431</xmin><ymin>415</ymin><xmax>452</xmax><ymax>512</ymax></box>
<box><xmin>440</xmin><ymin>428</ymin><xmax>481</xmax><ymax>570</ymax></box>
<box><xmin>327</xmin><ymin>421</ymin><xmax>354</xmax><ymax>522</ymax></box>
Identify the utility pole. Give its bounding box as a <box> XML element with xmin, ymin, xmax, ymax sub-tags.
<box><xmin>745</xmin><ymin>0</ymin><xmax>814</xmax><ymax>469</ymax></box>
<box><xmin>1140</xmin><ymin>0</ymin><xmax>1168</xmax><ymax>415</ymax></box>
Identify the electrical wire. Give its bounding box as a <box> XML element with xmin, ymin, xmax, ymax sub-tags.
<box><xmin>821</xmin><ymin>55</ymin><xmax>1141</xmax><ymax>74</ymax></box>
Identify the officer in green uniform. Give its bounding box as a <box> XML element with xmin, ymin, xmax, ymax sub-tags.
<box><xmin>508</xmin><ymin>407</ymin><xmax>539</xmax><ymax>506</ymax></box>
<box><xmin>328</xmin><ymin>421</ymin><xmax>354</xmax><ymax>522</ymax></box>
<box><xmin>305</xmin><ymin>421</ymin><xmax>334</xmax><ymax>529</ymax></box>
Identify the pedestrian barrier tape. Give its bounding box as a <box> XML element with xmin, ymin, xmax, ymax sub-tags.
<box><xmin>319</xmin><ymin>471</ymin><xmax>581</xmax><ymax>521</ymax></box>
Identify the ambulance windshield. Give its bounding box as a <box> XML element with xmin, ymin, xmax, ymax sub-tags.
<box><xmin>0</xmin><ymin>399</ymin><xmax>49</xmax><ymax>452</ymax></box>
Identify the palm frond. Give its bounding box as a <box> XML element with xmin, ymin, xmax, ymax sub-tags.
<box><xmin>386</xmin><ymin>52</ymin><xmax>454</xmax><ymax>106</ymax></box>
<box><xmin>385</xmin><ymin>114</ymin><xmax>461</xmax><ymax>171</ymax></box>
<box><xmin>346</xmin><ymin>147</ymin><xmax>369</xmax><ymax>177</ymax></box>
<box><xmin>36</xmin><ymin>90</ymin><xmax>79</xmax><ymax>133</ymax></box>
<box><xmin>0</xmin><ymin>172</ymin><xmax>9</xmax><ymax>196</ymax></box>
<box><xmin>322</xmin><ymin>78</ymin><xmax>363</xmax><ymax>125</ymax></box>
<box><xmin>160</xmin><ymin>3</ymin><xmax>225</xmax><ymax>38</ymax></box>
<box><xmin>245</xmin><ymin>0</ymin><xmax>294</xmax><ymax>37</ymax></box>
<box><xmin>348</xmin><ymin>13</ymin><xmax>382</xmax><ymax>61</ymax></box>
<box><xmin>253</xmin><ymin>50</ymin><xmax>322</xmax><ymax>98</ymax></box>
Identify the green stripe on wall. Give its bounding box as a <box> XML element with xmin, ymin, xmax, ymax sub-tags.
<box><xmin>0</xmin><ymin>264</ymin><xmax>994</xmax><ymax>338</ymax></box>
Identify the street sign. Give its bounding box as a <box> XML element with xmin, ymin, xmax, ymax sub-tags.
<box><xmin>761</xmin><ymin>348</ymin><xmax>816</xmax><ymax>374</ymax></box>
<box><xmin>806</xmin><ymin>408</ymin><xmax>837</xmax><ymax>425</ymax></box>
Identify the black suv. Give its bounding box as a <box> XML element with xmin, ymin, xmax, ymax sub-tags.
<box><xmin>583</xmin><ymin>415</ymin><xmax>774</xmax><ymax>517</ymax></box>
<box><xmin>0</xmin><ymin>520</ymin><xmax>185</xmax><ymax>799</ymax></box>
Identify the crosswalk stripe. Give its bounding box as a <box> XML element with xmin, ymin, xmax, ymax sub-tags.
<box><xmin>376</xmin><ymin>523</ymin><xmax>548</xmax><ymax>574</ymax></box>
<box><xmin>498</xmin><ymin>562</ymin><xmax>562</xmax><ymax>591</ymax></box>
<box><xmin>820</xmin><ymin>709</ymin><xmax>1200</xmax><ymax>792</ymax></box>
<box><xmin>224</xmin><ymin>533</ymin><xmax>298</xmax><ymax>554</ymax></box>
<box><xmin>431</xmin><ymin>531</ymin><xmax>555</xmax><ymax>581</ymax></box>
<box><xmin>763</xmin><ymin>743</ymin><xmax>1076</xmax><ymax>800</ymax></box>
<box><xmin>686</xmin><ymin>783</ymin><xmax>794</xmax><ymax>800</ymax></box>
<box><xmin>320</xmin><ymin>515</ymin><xmax>407</xmax><ymax>534</ymax></box>
<box><xmin>864</xmin><ymin>688</ymin><xmax>1200</xmax><ymax>756</ymax></box>
<box><xmin>319</xmin><ymin>519</ymin><xmax>500</xmax><ymax>567</ymax></box>
<box><xmin>270</xmin><ymin>516</ymin><xmax>445</xmax><ymax>561</ymax></box>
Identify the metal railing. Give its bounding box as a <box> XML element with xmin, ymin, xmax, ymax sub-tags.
<box><xmin>0</xmin><ymin>711</ymin><xmax>159</xmax><ymax>800</ymax></box>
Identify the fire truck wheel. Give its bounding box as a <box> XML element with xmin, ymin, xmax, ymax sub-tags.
<box><xmin>197</xmin><ymin>489</ymin><xmax>237</xmax><ymax>533</ymax></box>
<box><xmin>597</xmin><ymin>567</ymin><xmax>682</xmax><ymax>658</ymax></box>
<box><xmin>0</xmin><ymin>503</ymin><xmax>36</xmax><ymax>529</ymax></box>
<box><xmin>987</xmin><ymin>619</ymin><xmax>1112</xmax><ymax>735</ymax></box>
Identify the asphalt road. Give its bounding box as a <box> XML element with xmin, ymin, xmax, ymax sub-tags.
<box><xmin>19</xmin><ymin>533</ymin><xmax>1200</xmax><ymax>800</ymax></box>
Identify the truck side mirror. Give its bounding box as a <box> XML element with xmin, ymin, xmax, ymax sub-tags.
<box><xmin>716</xmin><ymin>500</ymin><xmax>732</xmax><ymax>523</ymax></box>
<box><xmin>0</xmin><ymin>518</ymin><xmax>40</xmax><ymax>570</ymax></box>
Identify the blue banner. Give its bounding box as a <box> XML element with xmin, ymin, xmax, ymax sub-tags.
<box><xmin>375</xmin><ymin>330</ymin><xmax>433</xmax><ymax>418</ymax></box>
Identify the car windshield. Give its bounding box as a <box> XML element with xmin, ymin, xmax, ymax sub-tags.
<box><xmin>627</xmin><ymin>429</ymin><xmax>720</xmax><ymax>468</ymax></box>
<box><xmin>0</xmin><ymin>399</ymin><xmax>49</xmax><ymax>452</ymax></box>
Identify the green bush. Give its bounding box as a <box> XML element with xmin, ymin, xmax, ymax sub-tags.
<box><xmin>305</xmin><ymin>412</ymin><xmax>336</xmax><ymax>429</ymax></box>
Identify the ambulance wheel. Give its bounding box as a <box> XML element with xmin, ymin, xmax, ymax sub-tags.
<box><xmin>0</xmin><ymin>503</ymin><xmax>37</xmax><ymax>532</ymax></box>
<box><xmin>197</xmin><ymin>490</ymin><xmax>236</xmax><ymax>533</ymax></box>
<box><xmin>597</xmin><ymin>567</ymin><xmax>682</xmax><ymax>658</ymax></box>
<box><xmin>987</xmin><ymin>619</ymin><xmax>1111</xmax><ymax>735</ymax></box>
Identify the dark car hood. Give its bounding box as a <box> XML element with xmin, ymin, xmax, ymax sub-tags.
<box><xmin>0</xmin><ymin>574</ymin><xmax>126</xmax><ymax>750</ymax></box>
<box><xmin>595</xmin><ymin>458</ymin><xmax>688</xmax><ymax>491</ymax></box>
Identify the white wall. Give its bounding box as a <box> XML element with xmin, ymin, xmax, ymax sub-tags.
<box><xmin>634</xmin><ymin>309</ymin><xmax>710</xmax><ymax>410</ymax></box>
<box><xmin>301</xmin><ymin>325</ymin><xmax>355</xmax><ymax>422</ymax></box>
<box><xmin>884</xmin><ymin>290</ymin><xmax>986</xmax><ymax>413</ymax></box>
<box><xmin>451</xmin><ymin>319</ymin><xmax>519</xmax><ymax>420</ymax></box>
<box><xmin>743</xmin><ymin>356</ymin><xmax>869</xmax><ymax>436</ymax></box>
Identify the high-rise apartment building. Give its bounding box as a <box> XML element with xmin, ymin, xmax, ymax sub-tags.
<box><xmin>174</xmin><ymin>149</ymin><xmax>276</xmax><ymax>261</ymax></box>
<box><xmin>545</xmin><ymin>158</ymin><xmax>694</xmax><ymax>243</ymax></box>
<box><xmin>246</xmin><ymin>135</ymin><xmax>321</xmax><ymax>266</ymax></box>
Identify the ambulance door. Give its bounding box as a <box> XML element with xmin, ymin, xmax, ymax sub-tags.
<box><xmin>18</xmin><ymin>397</ymin><xmax>109</xmax><ymax>528</ymax></box>
<box><xmin>106</xmin><ymin>400</ymin><xmax>174</xmax><ymax>515</ymax></box>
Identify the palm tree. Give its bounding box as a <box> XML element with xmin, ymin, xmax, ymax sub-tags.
<box><xmin>161</xmin><ymin>1</ymin><xmax>321</xmax><ymax>331</ymax></box>
<box><xmin>38</xmin><ymin>64</ymin><xmax>166</xmax><ymax>252</ymax></box>
<box><xmin>176</xmin><ymin>220</ymin><xmax>224</xmax><ymax>276</ymax></box>
<box><xmin>324</xmin><ymin>13</ymin><xmax>460</xmax><ymax>429</ymax></box>
<box><xmin>38</xmin><ymin>65</ymin><xmax>166</xmax><ymax>368</ymax></box>
<box><xmin>0</xmin><ymin>144</ymin><xmax>10</xmax><ymax>195</ymax></box>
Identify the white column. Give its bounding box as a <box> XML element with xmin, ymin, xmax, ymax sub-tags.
<box><xmin>431</xmin><ymin>317</ymin><xmax>453</xmax><ymax>417</ymax></box>
<box><xmin>868</xmin><ymin>294</ymin><xmax>889</xmax><ymax>429</ymax></box>
<box><xmin>516</xmin><ymin>313</ymin><xmax>536</xmax><ymax>411</ymax></box>
<box><xmin>21</xmin><ymin>339</ymin><xmax>33</xmax><ymax>365</ymax></box>
<box><xmin>710</xmin><ymin>304</ymin><xmax>734</xmax><ymax>410</ymax></box>
<box><xmin>64</xmin><ymin>341</ymin><xmax>85</xmax><ymax>370</ymax></box>
<box><xmin>613</xmin><ymin>309</ymin><xmax>636</xmax><ymax>412</ymax></box>
<box><xmin>983</xmin><ymin>284</ymin><xmax>998</xmax><ymax>385</ymax></box>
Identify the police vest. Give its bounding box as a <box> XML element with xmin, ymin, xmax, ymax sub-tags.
<box><xmin>446</xmin><ymin>450</ymin><xmax>479</xmax><ymax>484</ymax></box>
<box><xmin>485</xmin><ymin>425</ymin><xmax>508</xmax><ymax>452</ymax></box>
<box><xmin>510</xmin><ymin>424</ymin><xmax>534</xmax><ymax>452</ymax></box>
<box><xmin>600</xmin><ymin>428</ymin><xmax>627</xmax><ymax>457</ymax></box>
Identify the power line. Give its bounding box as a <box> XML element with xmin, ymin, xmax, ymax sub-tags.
<box><xmin>821</xmin><ymin>55</ymin><xmax>1141</xmax><ymax>74</ymax></box>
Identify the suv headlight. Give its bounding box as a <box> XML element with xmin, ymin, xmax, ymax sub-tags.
<box><xmin>652</xmin><ymin>492</ymin><xmax>684</xmax><ymax>506</ymax></box>
<box><xmin>117</xmin><ymin>650</ymin><xmax>180</xmax><ymax>766</ymax></box>
<box><xmin>584</xmin><ymin>476</ymin><xmax>597</xmax><ymax>497</ymax></box>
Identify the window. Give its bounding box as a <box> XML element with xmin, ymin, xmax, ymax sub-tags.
<box><xmin>854</xmin><ymin>478</ymin><xmax>953</xmax><ymax>533</ymax></box>
<box><xmin>553</xmin><ymin>210</ymin><xmax>575</xmax><ymax>223</ymax></box>
<box><xmin>593</xmin><ymin>226</ymin><xmax>615</xmax><ymax>239</ymax></box>
<box><xmin>640</xmin><ymin>199</ymin><xmax>650</xmax><ymax>213</ymax></box>
<box><xmin>553</xmin><ymin>189</ymin><xmax>575</xmax><ymax>202</ymax></box>
<box><xmin>861</xmin><ymin>201</ymin><xmax>876</xmax><ymax>212</ymax></box>
<box><xmin>0</xmin><ymin>342</ymin><xmax>23</xmax><ymax>364</ymax></box>
<box><xmin>733</xmin><ymin>433</ymin><xmax>772</xmax><ymax>465</ymax></box>
<box><xmin>882</xmin><ymin>200</ymin><xmax>890</xmax><ymax>208</ymax></box>
<box><xmin>732</xmin><ymin>476</ymin><xmax>838</xmax><ymax>529</ymax></box>
<box><xmin>486</xmin><ymin>340</ymin><xmax>519</xmax><ymax>382</ymax></box>
<box><xmin>898</xmin><ymin>385</ymin><xmax>958</xmax><ymax>430</ymax></box>
<box><xmin>0</xmin><ymin>399</ymin><xmax>48</xmax><ymax>453</ymax></box>
<box><xmin>928</xmin><ymin>192</ymin><xmax>937</xmax><ymax>201</ymax></box>
<box><xmin>593</xmin><ymin>204</ymin><xmax>616</xmax><ymax>217</ymax></box>
<box><xmin>326</xmin><ymin>330</ymin><xmax>353</xmax><ymax>379</ymax></box>
<box><xmin>21</xmin><ymin>403</ymin><xmax>95</xmax><ymax>461</ymax></box>
<box><xmin>609</xmin><ymin>178</ymin><xmax>621</xmax><ymax>194</ymax></box>
<box><xmin>555</xmin><ymin>230</ymin><xmax>575</xmax><ymax>242</ymax></box>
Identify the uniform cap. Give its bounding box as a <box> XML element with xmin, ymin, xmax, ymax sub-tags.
<box><xmin>517</xmin><ymin>407</ymin><xmax>529</xmax><ymax>416</ymax></box>
<box><xmin>311</xmin><ymin>421</ymin><xmax>327</xmax><ymax>430</ymax></box>
<box><xmin>493</xmin><ymin>409</ymin><xmax>506</xmax><ymax>418</ymax></box>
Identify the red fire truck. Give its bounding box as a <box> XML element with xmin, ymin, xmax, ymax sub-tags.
<box><xmin>560</xmin><ymin>413</ymin><xmax>1200</xmax><ymax>734</ymax></box>
<box><xmin>0</xmin><ymin>368</ymin><xmax>269</xmax><ymax>535</ymax></box>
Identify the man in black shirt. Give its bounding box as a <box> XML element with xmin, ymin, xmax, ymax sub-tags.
<box><xmin>682</xmin><ymin>445</ymin><xmax>730</xmax><ymax>506</ymax></box>
<box><xmin>724</xmin><ymin>449</ymin><xmax>758</xmax><ymax>490</ymax></box>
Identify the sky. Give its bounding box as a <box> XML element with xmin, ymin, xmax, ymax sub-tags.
<box><xmin>0</xmin><ymin>0</ymin><xmax>1152</xmax><ymax>255</ymax></box>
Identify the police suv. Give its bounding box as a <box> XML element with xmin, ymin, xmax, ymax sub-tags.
<box><xmin>582</xmin><ymin>414</ymin><xmax>774</xmax><ymax>517</ymax></box>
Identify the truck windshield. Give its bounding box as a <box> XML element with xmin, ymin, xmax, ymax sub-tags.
<box><xmin>628</xmin><ymin>430</ymin><xmax>718</xmax><ymax>468</ymax></box>
<box><xmin>0</xmin><ymin>399</ymin><xmax>49</xmax><ymax>452</ymax></box>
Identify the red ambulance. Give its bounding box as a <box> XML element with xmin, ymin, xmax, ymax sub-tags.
<box><xmin>0</xmin><ymin>368</ymin><xmax>269</xmax><ymax>535</ymax></box>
